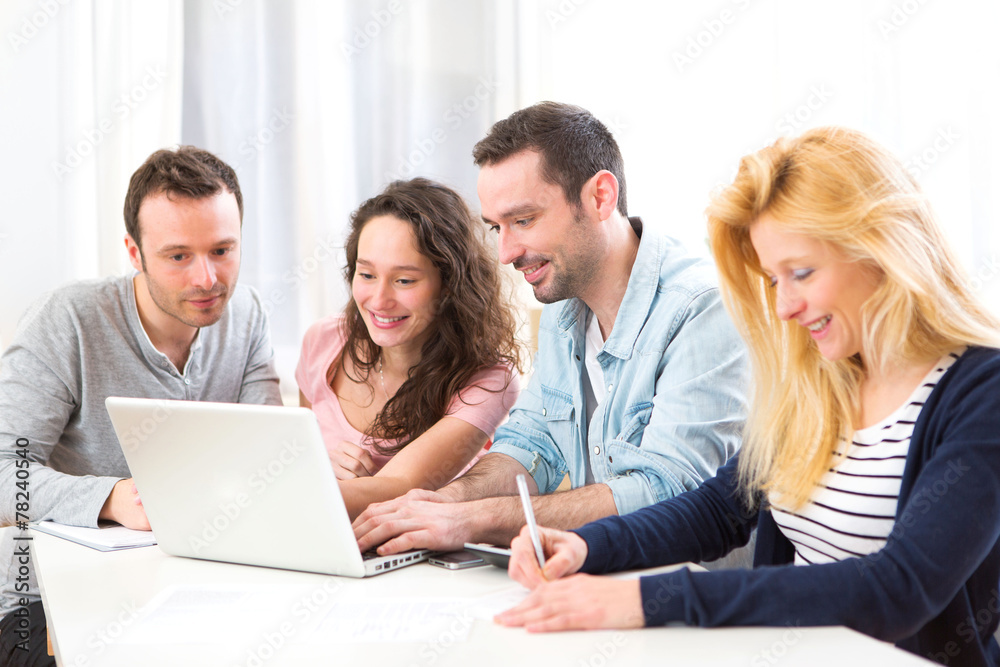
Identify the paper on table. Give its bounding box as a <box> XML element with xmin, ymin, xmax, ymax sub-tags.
<box><xmin>118</xmin><ymin>584</ymin><xmax>530</xmax><ymax>647</ymax></box>
<box><xmin>121</xmin><ymin>585</ymin><xmax>311</xmax><ymax>645</ymax></box>
<box><xmin>31</xmin><ymin>521</ymin><xmax>156</xmax><ymax>551</ymax></box>
<box><xmin>461</xmin><ymin>587</ymin><xmax>530</xmax><ymax>620</ymax></box>
<box><xmin>309</xmin><ymin>598</ymin><xmax>477</xmax><ymax>643</ymax></box>
<box><xmin>126</xmin><ymin>586</ymin><xmax>480</xmax><ymax>645</ymax></box>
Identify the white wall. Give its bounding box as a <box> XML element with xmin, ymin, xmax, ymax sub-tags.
<box><xmin>2</xmin><ymin>0</ymin><xmax>998</xmax><ymax>385</ymax></box>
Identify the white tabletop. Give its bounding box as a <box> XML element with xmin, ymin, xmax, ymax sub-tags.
<box><xmin>31</xmin><ymin>530</ymin><xmax>933</xmax><ymax>666</ymax></box>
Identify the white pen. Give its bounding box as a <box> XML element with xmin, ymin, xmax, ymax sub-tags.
<box><xmin>515</xmin><ymin>473</ymin><xmax>547</xmax><ymax>571</ymax></box>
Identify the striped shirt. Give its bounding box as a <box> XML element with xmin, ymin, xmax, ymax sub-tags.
<box><xmin>770</xmin><ymin>349</ymin><xmax>963</xmax><ymax>565</ymax></box>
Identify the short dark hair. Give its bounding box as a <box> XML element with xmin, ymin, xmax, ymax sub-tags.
<box><xmin>123</xmin><ymin>146</ymin><xmax>243</xmax><ymax>250</ymax></box>
<box><xmin>472</xmin><ymin>101</ymin><xmax>627</xmax><ymax>216</ymax></box>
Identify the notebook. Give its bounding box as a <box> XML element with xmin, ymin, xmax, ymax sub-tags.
<box><xmin>104</xmin><ymin>396</ymin><xmax>432</xmax><ymax>577</ymax></box>
<box><xmin>32</xmin><ymin>520</ymin><xmax>157</xmax><ymax>551</ymax></box>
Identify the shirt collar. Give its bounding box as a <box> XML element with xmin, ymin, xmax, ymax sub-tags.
<box><xmin>126</xmin><ymin>271</ymin><xmax>202</xmax><ymax>372</ymax></box>
<box><xmin>556</xmin><ymin>217</ymin><xmax>661</xmax><ymax>361</ymax></box>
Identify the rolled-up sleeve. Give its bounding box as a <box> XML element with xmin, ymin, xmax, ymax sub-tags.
<box><xmin>607</xmin><ymin>290</ymin><xmax>748</xmax><ymax>515</ymax></box>
<box><xmin>488</xmin><ymin>366</ymin><xmax>569</xmax><ymax>494</ymax></box>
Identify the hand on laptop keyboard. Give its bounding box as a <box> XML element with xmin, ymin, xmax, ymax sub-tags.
<box><xmin>353</xmin><ymin>488</ymin><xmax>474</xmax><ymax>555</ymax></box>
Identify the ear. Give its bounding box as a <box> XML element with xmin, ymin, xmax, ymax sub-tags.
<box><xmin>125</xmin><ymin>234</ymin><xmax>144</xmax><ymax>273</ymax></box>
<box><xmin>582</xmin><ymin>170</ymin><xmax>620</xmax><ymax>221</ymax></box>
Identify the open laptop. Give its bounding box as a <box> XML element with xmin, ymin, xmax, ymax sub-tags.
<box><xmin>105</xmin><ymin>396</ymin><xmax>433</xmax><ymax>577</ymax></box>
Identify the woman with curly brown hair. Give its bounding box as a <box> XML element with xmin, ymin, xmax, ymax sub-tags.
<box><xmin>296</xmin><ymin>178</ymin><xmax>522</xmax><ymax>519</ymax></box>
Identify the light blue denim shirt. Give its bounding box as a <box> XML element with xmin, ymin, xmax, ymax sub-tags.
<box><xmin>490</xmin><ymin>220</ymin><xmax>748</xmax><ymax>516</ymax></box>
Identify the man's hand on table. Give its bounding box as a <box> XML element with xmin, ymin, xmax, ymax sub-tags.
<box><xmin>99</xmin><ymin>478</ymin><xmax>151</xmax><ymax>531</ymax></box>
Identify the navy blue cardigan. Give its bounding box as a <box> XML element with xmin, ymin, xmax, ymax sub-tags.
<box><xmin>575</xmin><ymin>346</ymin><xmax>1000</xmax><ymax>666</ymax></box>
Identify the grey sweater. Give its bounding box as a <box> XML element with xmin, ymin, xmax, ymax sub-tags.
<box><xmin>0</xmin><ymin>274</ymin><xmax>281</xmax><ymax>616</ymax></box>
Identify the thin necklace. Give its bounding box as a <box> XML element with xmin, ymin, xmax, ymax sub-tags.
<box><xmin>377</xmin><ymin>353</ymin><xmax>389</xmax><ymax>399</ymax></box>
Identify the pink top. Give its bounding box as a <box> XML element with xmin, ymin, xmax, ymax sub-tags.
<box><xmin>295</xmin><ymin>315</ymin><xmax>520</xmax><ymax>476</ymax></box>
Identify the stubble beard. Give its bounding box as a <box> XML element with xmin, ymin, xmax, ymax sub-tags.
<box><xmin>530</xmin><ymin>209</ymin><xmax>600</xmax><ymax>304</ymax></box>
<box><xmin>144</xmin><ymin>271</ymin><xmax>231</xmax><ymax>329</ymax></box>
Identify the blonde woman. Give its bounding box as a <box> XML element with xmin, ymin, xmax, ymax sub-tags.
<box><xmin>496</xmin><ymin>127</ymin><xmax>1000</xmax><ymax>667</ymax></box>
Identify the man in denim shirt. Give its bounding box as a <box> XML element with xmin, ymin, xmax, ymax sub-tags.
<box><xmin>355</xmin><ymin>102</ymin><xmax>747</xmax><ymax>554</ymax></box>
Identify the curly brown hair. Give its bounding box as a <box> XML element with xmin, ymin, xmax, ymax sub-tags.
<box><xmin>334</xmin><ymin>178</ymin><xmax>523</xmax><ymax>455</ymax></box>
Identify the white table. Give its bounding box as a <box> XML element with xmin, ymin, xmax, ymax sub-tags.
<box><xmin>31</xmin><ymin>530</ymin><xmax>933</xmax><ymax>666</ymax></box>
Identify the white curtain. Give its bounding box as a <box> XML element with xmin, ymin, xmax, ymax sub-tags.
<box><xmin>513</xmin><ymin>0</ymin><xmax>1000</xmax><ymax>311</ymax></box>
<box><xmin>0</xmin><ymin>0</ymin><xmax>182</xmax><ymax>344</ymax></box>
<box><xmin>178</xmin><ymin>0</ymin><xmax>508</xmax><ymax>397</ymax></box>
<box><xmin>3</xmin><ymin>0</ymin><xmax>998</xmax><ymax>389</ymax></box>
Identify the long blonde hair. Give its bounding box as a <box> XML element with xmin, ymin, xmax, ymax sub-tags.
<box><xmin>707</xmin><ymin>126</ymin><xmax>1000</xmax><ymax>508</ymax></box>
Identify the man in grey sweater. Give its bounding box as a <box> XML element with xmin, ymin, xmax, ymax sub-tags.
<box><xmin>0</xmin><ymin>146</ymin><xmax>281</xmax><ymax>665</ymax></box>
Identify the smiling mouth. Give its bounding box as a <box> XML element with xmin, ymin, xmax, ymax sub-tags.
<box><xmin>517</xmin><ymin>260</ymin><xmax>549</xmax><ymax>283</ymax></box>
<box><xmin>806</xmin><ymin>315</ymin><xmax>832</xmax><ymax>332</ymax></box>
<box><xmin>372</xmin><ymin>314</ymin><xmax>407</xmax><ymax>324</ymax></box>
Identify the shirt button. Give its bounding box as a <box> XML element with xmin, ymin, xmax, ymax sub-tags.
<box><xmin>593</xmin><ymin>446</ymin><xmax>600</xmax><ymax>455</ymax></box>
<box><xmin>542</xmin><ymin>408</ymin><xmax>547</xmax><ymax>416</ymax></box>
<box><xmin>607</xmin><ymin>383</ymin><xmax>613</xmax><ymax>391</ymax></box>
<box><xmin>184</xmin><ymin>379</ymin><xmax>190</xmax><ymax>385</ymax></box>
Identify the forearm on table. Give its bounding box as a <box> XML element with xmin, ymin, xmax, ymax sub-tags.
<box><xmin>469</xmin><ymin>483</ymin><xmax>618</xmax><ymax>546</ymax></box>
<box><xmin>437</xmin><ymin>452</ymin><xmax>528</xmax><ymax>502</ymax></box>
<box><xmin>0</xmin><ymin>459</ymin><xmax>120</xmax><ymax>527</ymax></box>
<box><xmin>533</xmin><ymin>483</ymin><xmax>618</xmax><ymax>529</ymax></box>
<box><xmin>462</xmin><ymin>496</ymin><xmax>533</xmax><ymax>546</ymax></box>
<box><xmin>340</xmin><ymin>476</ymin><xmax>416</xmax><ymax>521</ymax></box>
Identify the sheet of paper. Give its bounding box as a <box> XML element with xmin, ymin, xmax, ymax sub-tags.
<box><xmin>120</xmin><ymin>585</ymin><xmax>309</xmax><ymax>645</ymax></box>
<box><xmin>117</xmin><ymin>585</ymin><xmax>531</xmax><ymax>647</ymax></box>
<box><xmin>32</xmin><ymin>521</ymin><xmax>156</xmax><ymax>550</ymax></box>
<box><xmin>309</xmin><ymin>598</ymin><xmax>476</xmax><ymax>643</ymax></box>
<box><xmin>461</xmin><ymin>587</ymin><xmax>530</xmax><ymax>620</ymax></box>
